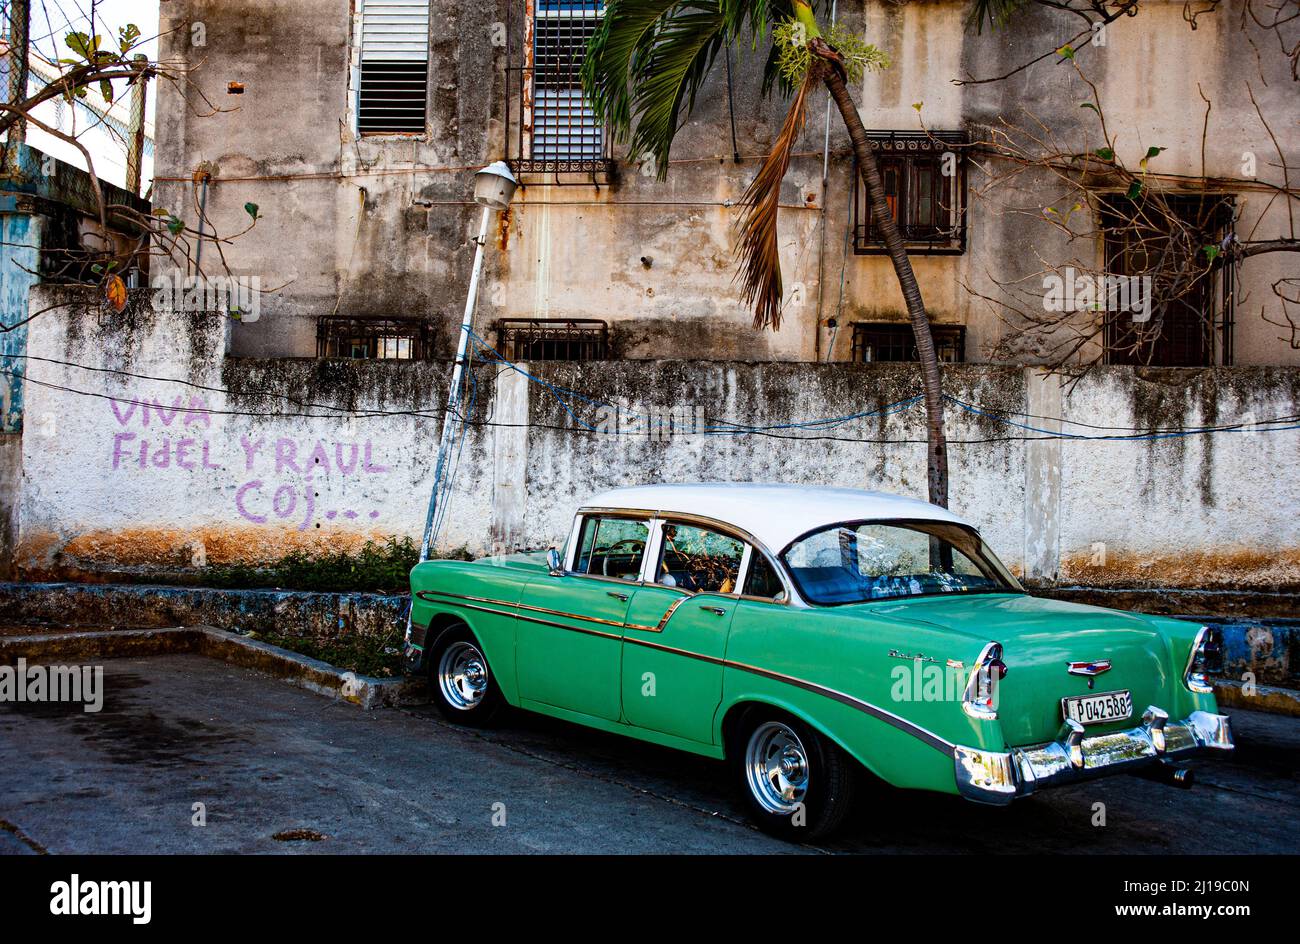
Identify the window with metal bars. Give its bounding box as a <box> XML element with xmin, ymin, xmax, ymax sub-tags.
<box><xmin>505</xmin><ymin>1</ymin><xmax>611</xmax><ymax>177</ymax></box>
<box><xmin>497</xmin><ymin>318</ymin><xmax>609</xmax><ymax>361</ymax></box>
<box><xmin>317</xmin><ymin>317</ymin><xmax>433</xmax><ymax>360</ymax></box>
<box><xmin>357</xmin><ymin>0</ymin><xmax>430</xmax><ymax>135</ymax></box>
<box><xmin>854</xmin><ymin>132</ymin><xmax>967</xmax><ymax>255</ymax></box>
<box><xmin>1101</xmin><ymin>193</ymin><xmax>1235</xmax><ymax>367</ymax></box>
<box><xmin>850</xmin><ymin>323</ymin><xmax>965</xmax><ymax>364</ymax></box>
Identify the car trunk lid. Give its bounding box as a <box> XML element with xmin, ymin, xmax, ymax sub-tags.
<box><xmin>862</xmin><ymin>593</ymin><xmax>1178</xmax><ymax>746</ymax></box>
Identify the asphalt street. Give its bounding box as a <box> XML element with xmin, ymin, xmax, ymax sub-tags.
<box><xmin>0</xmin><ymin>653</ymin><xmax>1296</xmax><ymax>854</ymax></box>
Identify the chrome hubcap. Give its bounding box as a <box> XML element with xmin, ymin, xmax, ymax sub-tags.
<box><xmin>745</xmin><ymin>721</ymin><xmax>810</xmax><ymax>815</ymax></box>
<box><xmin>438</xmin><ymin>641</ymin><xmax>489</xmax><ymax>711</ymax></box>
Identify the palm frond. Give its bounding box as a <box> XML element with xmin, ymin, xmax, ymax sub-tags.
<box><xmin>586</xmin><ymin>1</ymin><xmax>831</xmax><ymax>173</ymax></box>
<box><xmin>582</xmin><ymin>0</ymin><xmax>681</xmax><ymax>135</ymax></box>
<box><xmin>734</xmin><ymin>69</ymin><xmax>816</xmax><ymax>330</ymax></box>
<box><xmin>625</xmin><ymin>4</ymin><xmax>727</xmax><ymax>174</ymax></box>
<box><xmin>584</xmin><ymin>1</ymin><xmax>724</xmax><ymax>174</ymax></box>
<box><xmin>967</xmin><ymin>0</ymin><xmax>1030</xmax><ymax>34</ymax></box>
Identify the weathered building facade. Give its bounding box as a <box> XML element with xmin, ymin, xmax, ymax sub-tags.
<box><xmin>151</xmin><ymin>0</ymin><xmax>1299</xmax><ymax>367</ymax></box>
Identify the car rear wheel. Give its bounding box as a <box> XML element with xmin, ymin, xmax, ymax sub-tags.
<box><xmin>736</xmin><ymin>712</ymin><xmax>855</xmax><ymax>840</ymax></box>
<box><xmin>430</xmin><ymin>627</ymin><xmax>503</xmax><ymax>725</ymax></box>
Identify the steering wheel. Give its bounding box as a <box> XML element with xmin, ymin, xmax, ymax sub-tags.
<box><xmin>601</xmin><ymin>538</ymin><xmax>646</xmax><ymax>577</ymax></box>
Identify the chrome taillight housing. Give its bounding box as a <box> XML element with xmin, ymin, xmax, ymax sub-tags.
<box><xmin>963</xmin><ymin>642</ymin><xmax>1007</xmax><ymax>720</ymax></box>
<box><xmin>1184</xmin><ymin>626</ymin><xmax>1220</xmax><ymax>694</ymax></box>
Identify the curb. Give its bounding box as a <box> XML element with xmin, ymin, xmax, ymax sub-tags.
<box><xmin>0</xmin><ymin>581</ymin><xmax>409</xmax><ymax>642</ymax></box>
<box><xmin>3</xmin><ymin>625</ymin><xmax>1295</xmax><ymax>719</ymax></box>
<box><xmin>1213</xmin><ymin>678</ymin><xmax>1300</xmax><ymax>719</ymax></box>
<box><xmin>0</xmin><ymin>626</ymin><xmax>429</xmax><ymax>711</ymax></box>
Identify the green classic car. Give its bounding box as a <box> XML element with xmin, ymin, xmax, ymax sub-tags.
<box><xmin>404</xmin><ymin>483</ymin><xmax>1233</xmax><ymax>839</ymax></box>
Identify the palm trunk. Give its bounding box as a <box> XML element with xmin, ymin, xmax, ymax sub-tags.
<box><xmin>820</xmin><ymin>65</ymin><xmax>950</xmax><ymax>508</ymax></box>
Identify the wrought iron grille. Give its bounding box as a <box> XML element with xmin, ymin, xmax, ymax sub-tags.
<box><xmin>853</xmin><ymin>131</ymin><xmax>968</xmax><ymax>255</ymax></box>
<box><xmin>851</xmin><ymin>323</ymin><xmax>966</xmax><ymax>363</ymax></box>
<box><xmin>316</xmin><ymin>316</ymin><xmax>433</xmax><ymax>359</ymax></box>
<box><xmin>1101</xmin><ymin>193</ymin><xmax>1236</xmax><ymax>367</ymax></box>
<box><xmin>357</xmin><ymin>0</ymin><xmax>430</xmax><ymax>134</ymax></box>
<box><xmin>505</xmin><ymin>1</ymin><xmax>612</xmax><ymax>179</ymax></box>
<box><xmin>497</xmin><ymin>318</ymin><xmax>608</xmax><ymax>361</ymax></box>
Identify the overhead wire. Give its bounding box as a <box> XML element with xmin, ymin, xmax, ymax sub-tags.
<box><xmin>2</xmin><ymin>333</ymin><xmax>1298</xmax><ymax>444</ymax></box>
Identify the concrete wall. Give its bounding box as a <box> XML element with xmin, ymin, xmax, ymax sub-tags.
<box><xmin>150</xmin><ymin>0</ymin><xmax>1300</xmax><ymax>365</ymax></box>
<box><xmin>0</xmin><ymin>432</ymin><xmax>19</xmax><ymax>578</ymax></box>
<box><xmin>11</xmin><ymin>286</ymin><xmax>1300</xmax><ymax>591</ymax></box>
<box><xmin>1</xmin><ymin>142</ymin><xmax>155</xmax><ymax>576</ymax></box>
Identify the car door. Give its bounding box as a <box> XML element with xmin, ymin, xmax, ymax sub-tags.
<box><xmin>516</xmin><ymin>514</ymin><xmax>649</xmax><ymax>722</ymax></box>
<box><xmin>620</xmin><ymin>520</ymin><xmax>748</xmax><ymax>744</ymax></box>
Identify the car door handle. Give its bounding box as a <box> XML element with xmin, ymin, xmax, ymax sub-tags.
<box><xmin>606</xmin><ymin>591</ymin><xmax>629</xmax><ymax>602</ymax></box>
<box><xmin>699</xmin><ymin>605</ymin><xmax>727</xmax><ymax>616</ymax></box>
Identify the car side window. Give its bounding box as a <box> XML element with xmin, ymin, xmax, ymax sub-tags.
<box><xmin>743</xmin><ymin>552</ymin><xmax>785</xmax><ymax>599</ymax></box>
<box><xmin>574</xmin><ymin>516</ymin><xmax>649</xmax><ymax>582</ymax></box>
<box><xmin>657</xmin><ymin>522</ymin><xmax>744</xmax><ymax>593</ymax></box>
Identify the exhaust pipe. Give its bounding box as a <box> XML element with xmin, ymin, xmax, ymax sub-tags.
<box><xmin>1135</xmin><ymin>761</ymin><xmax>1195</xmax><ymax>789</ymax></box>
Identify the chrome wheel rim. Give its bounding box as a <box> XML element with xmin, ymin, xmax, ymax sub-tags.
<box><xmin>745</xmin><ymin>721</ymin><xmax>810</xmax><ymax>815</ymax></box>
<box><xmin>438</xmin><ymin>641</ymin><xmax>489</xmax><ymax>711</ymax></box>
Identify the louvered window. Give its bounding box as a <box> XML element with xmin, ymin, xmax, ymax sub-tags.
<box><xmin>358</xmin><ymin>0</ymin><xmax>430</xmax><ymax>134</ymax></box>
<box><xmin>504</xmin><ymin>1</ymin><xmax>611</xmax><ymax>176</ymax></box>
<box><xmin>532</xmin><ymin>1</ymin><xmax>603</xmax><ymax>162</ymax></box>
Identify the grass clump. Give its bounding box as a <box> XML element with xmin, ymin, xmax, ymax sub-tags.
<box><xmin>253</xmin><ymin>625</ymin><xmax>405</xmax><ymax>678</ymax></box>
<box><xmin>205</xmin><ymin>536</ymin><xmax>428</xmax><ymax>594</ymax></box>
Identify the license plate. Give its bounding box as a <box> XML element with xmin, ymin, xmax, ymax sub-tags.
<box><xmin>1062</xmin><ymin>690</ymin><xmax>1133</xmax><ymax>726</ymax></box>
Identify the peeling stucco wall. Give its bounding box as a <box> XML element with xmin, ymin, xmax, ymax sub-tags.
<box><xmin>12</xmin><ymin>287</ymin><xmax>1300</xmax><ymax>590</ymax></box>
<box><xmin>148</xmin><ymin>0</ymin><xmax>1300</xmax><ymax>367</ymax></box>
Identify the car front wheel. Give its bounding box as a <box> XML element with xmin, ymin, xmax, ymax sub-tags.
<box><xmin>736</xmin><ymin>713</ymin><xmax>855</xmax><ymax>840</ymax></box>
<box><xmin>430</xmin><ymin>627</ymin><xmax>503</xmax><ymax>725</ymax></box>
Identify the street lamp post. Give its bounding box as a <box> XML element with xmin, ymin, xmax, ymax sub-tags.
<box><xmin>418</xmin><ymin>161</ymin><xmax>518</xmax><ymax>562</ymax></box>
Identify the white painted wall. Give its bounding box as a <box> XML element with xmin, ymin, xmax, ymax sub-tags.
<box><xmin>13</xmin><ymin>288</ymin><xmax>1300</xmax><ymax>589</ymax></box>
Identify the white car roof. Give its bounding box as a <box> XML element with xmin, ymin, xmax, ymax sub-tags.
<box><xmin>580</xmin><ymin>483</ymin><xmax>974</xmax><ymax>553</ymax></box>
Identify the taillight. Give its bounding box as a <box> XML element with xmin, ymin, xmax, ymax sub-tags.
<box><xmin>963</xmin><ymin>642</ymin><xmax>1007</xmax><ymax>720</ymax></box>
<box><xmin>1184</xmin><ymin>626</ymin><xmax>1219</xmax><ymax>694</ymax></box>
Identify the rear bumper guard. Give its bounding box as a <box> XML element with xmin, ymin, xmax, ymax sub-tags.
<box><xmin>954</xmin><ymin>708</ymin><xmax>1234</xmax><ymax>805</ymax></box>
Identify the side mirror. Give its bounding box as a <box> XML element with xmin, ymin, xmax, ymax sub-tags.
<box><xmin>772</xmin><ymin>590</ymin><xmax>787</xmax><ymax>604</ymax></box>
<box><xmin>547</xmin><ymin>548</ymin><xmax>563</xmax><ymax>576</ymax></box>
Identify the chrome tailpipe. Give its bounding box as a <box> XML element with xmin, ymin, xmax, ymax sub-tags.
<box><xmin>1133</xmin><ymin>760</ymin><xmax>1195</xmax><ymax>789</ymax></box>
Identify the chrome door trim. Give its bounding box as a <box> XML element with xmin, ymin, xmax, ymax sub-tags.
<box><xmin>416</xmin><ymin>587</ymin><xmax>654</xmax><ymax>633</ymax></box>
<box><xmin>418</xmin><ymin>587</ymin><xmax>955</xmax><ymax>756</ymax></box>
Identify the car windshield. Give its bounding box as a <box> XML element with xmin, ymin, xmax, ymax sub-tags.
<box><xmin>781</xmin><ymin>520</ymin><xmax>1023</xmax><ymax>605</ymax></box>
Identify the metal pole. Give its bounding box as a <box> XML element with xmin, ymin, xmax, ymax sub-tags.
<box><xmin>194</xmin><ymin>173</ymin><xmax>209</xmax><ymax>273</ymax></box>
<box><xmin>723</xmin><ymin>44</ymin><xmax>740</xmax><ymax>163</ymax></box>
<box><xmin>419</xmin><ymin>203</ymin><xmax>493</xmax><ymax>562</ymax></box>
<box><xmin>5</xmin><ymin>0</ymin><xmax>30</xmax><ymax>144</ymax></box>
<box><xmin>125</xmin><ymin>55</ymin><xmax>149</xmax><ymax>195</ymax></box>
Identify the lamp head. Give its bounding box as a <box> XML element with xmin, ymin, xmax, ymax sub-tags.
<box><xmin>473</xmin><ymin>161</ymin><xmax>518</xmax><ymax>210</ymax></box>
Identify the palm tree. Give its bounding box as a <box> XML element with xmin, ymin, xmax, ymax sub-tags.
<box><xmin>584</xmin><ymin>0</ymin><xmax>950</xmax><ymax>506</ymax></box>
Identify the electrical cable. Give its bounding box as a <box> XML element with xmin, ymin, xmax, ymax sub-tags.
<box><xmin>3</xmin><ymin>332</ymin><xmax>1298</xmax><ymax>444</ymax></box>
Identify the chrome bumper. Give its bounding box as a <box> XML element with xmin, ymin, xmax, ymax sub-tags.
<box><xmin>401</xmin><ymin>617</ymin><xmax>430</xmax><ymax>676</ymax></box>
<box><xmin>954</xmin><ymin>708</ymin><xmax>1234</xmax><ymax>805</ymax></box>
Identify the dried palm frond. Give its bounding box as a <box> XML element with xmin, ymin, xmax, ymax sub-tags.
<box><xmin>734</xmin><ymin>68</ymin><xmax>817</xmax><ymax>330</ymax></box>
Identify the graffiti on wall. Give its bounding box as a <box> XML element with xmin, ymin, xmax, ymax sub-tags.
<box><xmin>107</xmin><ymin>394</ymin><xmax>391</xmax><ymax>530</ymax></box>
